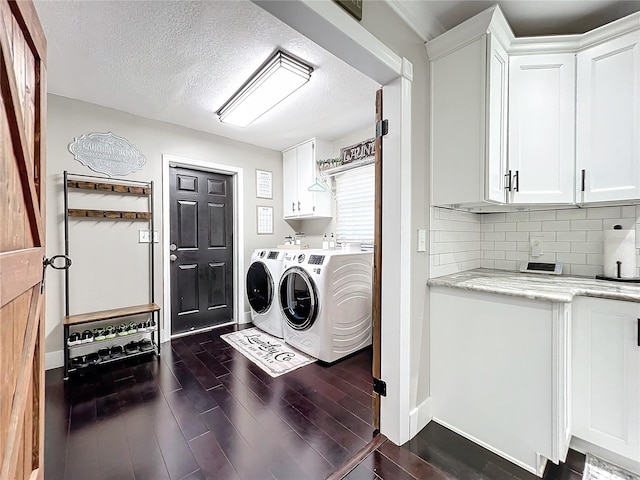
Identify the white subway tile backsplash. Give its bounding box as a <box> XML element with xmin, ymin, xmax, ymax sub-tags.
<box><xmin>557</xmin><ymin>209</ymin><xmax>587</xmax><ymax>220</ymax></box>
<box><xmin>545</xmin><ymin>242</ymin><xmax>571</xmax><ymax>253</ymax></box>
<box><xmin>586</xmin><ymin>254</ymin><xmax>604</xmax><ymax>266</ymax></box>
<box><xmin>506</xmin><ymin>251</ymin><xmax>529</xmax><ymax>262</ymax></box>
<box><xmin>571</xmin><ymin>242</ymin><xmax>602</xmax><ymax>254</ymax></box>
<box><xmin>586</xmin><ymin>231</ymin><xmax>604</xmax><ymax>243</ymax></box>
<box><xmin>483</xmin><ymin>232</ymin><xmax>506</xmax><ymax>242</ymax></box>
<box><xmin>529</xmin><ymin>210</ymin><xmax>557</xmax><ymax>221</ymax></box>
<box><xmin>494</xmin><ymin>222</ymin><xmax>517</xmax><ymax>232</ymax></box>
<box><xmin>517</xmin><ymin>221</ymin><xmax>542</xmax><ymax>232</ymax></box>
<box><xmin>506</xmin><ymin>211</ymin><xmax>530</xmax><ymax>222</ymax></box>
<box><xmin>494</xmin><ymin>260</ymin><xmax>517</xmax><ymax>270</ymax></box>
<box><xmin>557</xmin><ymin>252</ymin><xmax>587</xmax><ymax>264</ymax></box>
<box><xmin>586</xmin><ymin>206</ymin><xmax>621</xmax><ymax>219</ymax></box>
<box><xmin>542</xmin><ymin>221</ymin><xmax>570</xmax><ymax>232</ymax></box>
<box><xmin>571</xmin><ymin>265</ymin><xmax>603</xmax><ymax>277</ymax></box>
<box><xmin>485</xmin><ymin>250</ymin><xmax>506</xmax><ymax>260</ymax></box>
<box><xmin>481</xmin><ymin>259</ymin><xmax>495</xmax><ymax>269</ymax></box>
<box><xmin>484</xmin><ymin>213</ymin><xmax>506</xmax><ymax>223</ymax></box>
<box><xmin>570</xmin><ymin>219</ymin><xmax>602</xmax><ymax>231</ymax></box>
<box><xmin>505</xmin><ymin>231</ymin><xmax>529</xmax><ymax>242</ymax></box>
<box><xmin>431</xmin><ymin>205</ymin><xmax>640</xmax><ymax>278</ymax></box>
<box><xmin>557</xmin><ymin>231</ymin><xmax>586</xmax><ymax>242</ymax></box>
<box><xmin>494</xmin><ymin>241</ymin><xmax>516</xmax><ymax>251</ymax></box>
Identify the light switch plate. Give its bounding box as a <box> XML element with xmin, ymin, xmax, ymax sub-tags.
<box><xmin>417</xmin><ymin>229</ymin><xmax>427</xmax><ymax>252</ymax></box>
<box><xmin>139</xmin><ymin>230</ymin><xmax>159</xmax><ymax>243</ymax></box>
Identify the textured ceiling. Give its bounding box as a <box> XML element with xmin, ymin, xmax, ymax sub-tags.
<box><xmin>34</xmin><ymin>0</ymin><xmax>380</xmax><ymax>151</ymax></box>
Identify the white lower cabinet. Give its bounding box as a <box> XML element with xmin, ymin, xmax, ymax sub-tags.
<box><xmin>572</xmin><ymin>297</ymin><xmax>640</xmax><ymax>463</ymax></box>
<box><xmin>430</xmin><ymin>287</ymin><xmax>570</xmax><ymax>476</ymax></box>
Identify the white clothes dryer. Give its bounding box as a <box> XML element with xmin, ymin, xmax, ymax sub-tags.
<box><xmin>278</xmin><ymin>250</ymin><xmax>373</xmax><ymax>363</ymax></box>
<box><xmin>246</xmin><ymin>249</ymin><xmax>285</xmax><ymax>338</ymax></box>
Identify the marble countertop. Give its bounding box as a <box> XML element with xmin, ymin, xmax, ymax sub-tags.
<box><xmin>427</xmin><ymin>269</ymin><xmax>640</xmax><ymax>303</ymax></box>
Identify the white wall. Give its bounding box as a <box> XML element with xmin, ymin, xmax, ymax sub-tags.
<box><xmin>45</xmin><ymin>94</ymin><xmax>295</xmax><ymax>362</ymax></box>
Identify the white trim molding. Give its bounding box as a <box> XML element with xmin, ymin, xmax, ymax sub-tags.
<box><xmin>162</xmin><ymin>154</ymin><xmax>245</xmax><ymax>343</ymax></box>
<box><xmin>384</xmin><ymin>0</ymin><xmax>445</xmax><ymax>42</ymax></box>
<box><xmin>409</xmin><ymin>397</ymin><xmax>433</xmax><ymax>438</ymax></box>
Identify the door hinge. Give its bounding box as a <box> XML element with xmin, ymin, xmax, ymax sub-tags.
<box><xmin>373</xmin><ymin>377</ymin><xmax>387</xmax><ymax>396</ymax></box>
<box><xmin>375</xmin><ymin>119</ymin><xmax>388</xmax><ymax>138</ymax></box>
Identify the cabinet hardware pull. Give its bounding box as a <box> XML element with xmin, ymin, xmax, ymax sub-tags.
<box><xmin>298</xmin><ymin>201</ymin><xmax>301</xmax><ymax>211</ymax></box>
<box><xmin>292</xmin><ymin>202</ymin><xmax>295</xmax><ymax>212</ymax></box>
<box><xmin>637</xmin><ymin>318</ymin><xmax>639</xmax><ymax>347</ymax></box>
<box><xmin>505</xmin><ymin>171</ymin><xmax>512</xmax><ymax>192</ymax></box>
<box><xmin>514</xmin><ymin>170</ymin><xmax>520</xmax><ymax>192</ymax></box>
<box><xmin>581</xmin><ymin>170</ymin><xmax>586</xmax><ymax>192</ymax></box>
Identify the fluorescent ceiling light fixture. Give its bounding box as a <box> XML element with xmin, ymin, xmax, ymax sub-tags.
<box><xmin>217</xmin><ymin>50</ymin><xmax>313</xmax><ymax>128</ymax></box>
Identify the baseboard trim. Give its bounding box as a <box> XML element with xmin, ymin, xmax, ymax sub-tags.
<box><xmin>46</xmin><ymin>350</ymin><xmax>64</xmax><ymax>370</ymax></box>
<box><xmin>409</xmin><ymin>396</ymin><xmax>433</xmax><ymax>439</ymax></box>
<box><xmin>240</xmin><ymin>311</ymin><xmax>252</xmax><ymax>324</ymax></box>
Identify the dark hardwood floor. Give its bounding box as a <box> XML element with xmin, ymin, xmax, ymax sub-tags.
<box><xmin>45</xmin><ymin>324</ymin><xmax>377</xmax><ymax>480</ymax></box>
<box><xmin>45</xmin><ymin>323</ymin><xmax>585</xmax><ymax>480</ymax></box>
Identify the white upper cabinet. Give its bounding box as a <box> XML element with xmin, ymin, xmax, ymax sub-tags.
<box><xmin>576</xmin><ymin>30</ymin><xmax>640</xmax><ymax>203</ymax></box>
<box><xmin>282</xmin><ymin>138</ymin><xmax>333</xmax><ymax>220</ymax></box>
<box><xmin>508</xmin><ymin>53</ymin><xmax>576</xmax><ymax>204</ymax></box>
<box><xmin>427</xmin><ymin>5</ymin><xmax>640</xmax><ymax>210</ymax></box>
<box><xmin>429</xmin><ymin>7</ymin><xmax>511</xmax><ymax>207</ymax></box>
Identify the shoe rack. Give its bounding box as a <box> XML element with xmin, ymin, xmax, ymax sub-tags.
<box><xmin>62</xmin><ymin>171</ymin><xmax>161</xmax><ymax>380</ymax></box>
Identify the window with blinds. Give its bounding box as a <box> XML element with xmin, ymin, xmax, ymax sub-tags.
<box><xmin>335</xmin><ymin>164</ymin><xmax>375</xmax><ymax>246</ymax></box>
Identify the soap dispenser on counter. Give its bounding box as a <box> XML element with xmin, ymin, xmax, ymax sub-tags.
<box><xmin>322</xmin><ymin>234</ymin><xmax>329</xmax><ymax>250</ymax></box>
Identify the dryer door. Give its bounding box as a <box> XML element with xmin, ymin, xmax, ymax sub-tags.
<box><xmin>279</xmin><ymin>267</ymin><xmax>318</xmax><ymax>331</ymax></box>
<box><xmin>246</xmin><ymin>261</ymin><xmax>273</xmax><ymax>314</ymax></box>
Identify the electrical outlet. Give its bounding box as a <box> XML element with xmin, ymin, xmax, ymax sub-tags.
<box><xmin>530</xmin><ymin>237</ymin><xmax>543</xmax><ymax>257</ymax></box>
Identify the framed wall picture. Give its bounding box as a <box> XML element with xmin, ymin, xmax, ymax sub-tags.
<box><xmin>257</xmin><ymin>206</ymin><xmax>274</xmax><ymax>235</ymax></box>
<box><xmin>256</xmin><ymin>169</ymin><xmax>273</xmax><ymax>199</ymax></box>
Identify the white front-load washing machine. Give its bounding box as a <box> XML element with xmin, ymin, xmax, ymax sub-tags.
<box><xmin>278</xmin><ymin>250</ymin><xmax>373</xmax><ymax>363</ymax></box>
<box><xmin>246</xmin><ymin>249</ymin><xmax>284</xmax><ymax>338</ymax></box>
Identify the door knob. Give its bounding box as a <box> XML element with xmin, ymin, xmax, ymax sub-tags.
<box><xmin>170</xmin><ymin>254</ymin><xmax>177</xmax><ymax>262</ymax></box>
<box><xmin>169</xmin><ymin>243</ymin><xmax>177</xmax><ymax>251</ymax></box>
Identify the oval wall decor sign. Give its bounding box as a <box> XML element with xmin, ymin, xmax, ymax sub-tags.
<box><xmin>68</xmin><ymin>132</ymin><xmax>146</xmax><ymax>177</ymax></box>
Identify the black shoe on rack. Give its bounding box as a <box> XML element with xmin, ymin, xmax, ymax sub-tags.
<box><xmin>138</xmin><ymin>339</ymin><xmax>153</xmax><ymax>352</ymax></box>
<box><xmin>86</xmin><ymin>352</ymin><xmax>100</xmax><ymax>365</ymax></box>
<box><xmin>98</xmin><ymin>348</ymin><xmax>110</xmax><ymax>361</ymax></box>
<box><xmin>124</xmin><ymin>342</ymin><xmax>138</xmax><ymax>355</ymax></box>
<box><xmin>71</xmin><ymin>356</ymin><xmax>88</xmax><ymax>370</ymax></box>
<box><xmin>67</xmin><ymin>332</ymin><xmax>81</xmax><ymax>346</ymax></box>
<box><xmin>81</xmin><ymin>329</ymin><xmax>94</xmax><ymax>343</ymax></box>
<box><xmin>110</xmin><ymin>345</ymin><xmax>124</xmax><ymax>358</ymax></box>
<box><xmin>117</xmin><ymin>324</ymin><xmax>128</xmax><ymax>337</ymax></box>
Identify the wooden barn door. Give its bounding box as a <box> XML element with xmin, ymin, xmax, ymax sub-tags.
<box><xmin>0</xmin><ymin>1</ymin><xmax>47</xmax><ymax>479</ymax></box>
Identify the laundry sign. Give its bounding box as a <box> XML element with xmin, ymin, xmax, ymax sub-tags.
<box><xmin>340</xmin><ymin>137</ymin><xmax>375</xmax><ymax>164</ymax></box>
<box><xmin>68</xmin><ymin>132</ymin><xmax>146</xmax><ymax>177</ymax></box>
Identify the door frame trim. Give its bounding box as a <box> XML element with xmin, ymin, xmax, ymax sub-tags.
<box><xmin>161</xmin><ymin>154</ymin><xmax>245</xmax><ymax>342</ymax></box>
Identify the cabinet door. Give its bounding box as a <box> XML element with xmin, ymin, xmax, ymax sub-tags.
<box><xmin>486</xmin><ymin>33</ymin><xmax>508</xmax><ymax>204</ymax></box>
<box><xmin>295</xmin><ymin>140</ymin><xmax>315</xmax><ymax>216</ymax></box>
<box><xmin>577</xmin><ymin>30</ymin><xmax>640</xmax><ymax>203</ymax></box>
<box><xmin>282</xmin><ymin>148</ymin><xmax>298</xmax><ymax>218</ymax></box>
<box><xmin>508</xmin><ymin>53</ymin><xmax>576</xmax><ymax>204</ymax></box>
<box><xmin>572</xmin><ymin>297</ymin><xmax>640</xmax><ymax>461</ymax></box>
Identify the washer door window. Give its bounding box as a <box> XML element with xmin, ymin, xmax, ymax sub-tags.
<box><xmin>246</xmin><ymin>261</ymin><xmax>273</xmax><ymax>314</ymax></box>
<box><xmin>279</xmin><ymin>267</ymin><xmax>318</xmax><ymax>330</ymax></box>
